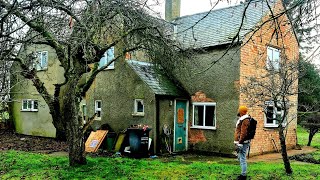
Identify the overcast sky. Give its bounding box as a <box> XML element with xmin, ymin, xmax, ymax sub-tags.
<box><xmin>151</xmin><ymin>0</ymin><xmax>241</xmax><ymax>18</ymax></box>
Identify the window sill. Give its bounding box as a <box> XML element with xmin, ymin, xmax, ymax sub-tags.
<box><xmin>191</xmin><ymin>126</ymin><xmax>216</xmax><ymax>130</ymax></box>
<box><xmin>36</xmin><ymin>68</ymin><xmax>48</xmax><ymax>71</ymax></box>
<box><xmin>132</xmin><ymin>113</ymin><xmax>144</xmax><ymax>117</ymax></box>
<box><xmin>100</xmin><ymin>67</ymin><xmax>115</xmax><ymax>70</ymax></box>
<box><xmin>264</xmin><ymin>125</ymin><xmax>278</xmax><ymax>128</ymax></box>
<box><xmin>21</xmin><ymin>110</ymin><xmax>38</xmax><ymax>112</ymax></box>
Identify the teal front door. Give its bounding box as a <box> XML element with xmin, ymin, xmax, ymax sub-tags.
<box><xmin>174</xmin><ymin>99</ymin><xmax>188</xmax><ymax>152</ymax></box>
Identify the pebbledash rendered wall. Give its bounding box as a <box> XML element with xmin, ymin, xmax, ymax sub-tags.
<box><xmin>10</xmin><ymin>44</ymin><xmax>65</xmax><ymax>137</ymax></box>
<box><xmin>173</xmin><ymin>46</ymin><xmax>241</xmax><ymax>155</ymax></box>
<box><xmin>239</xmin><ymin>1</ymin><xmax>299</xmax><ymax>155</ymax></box>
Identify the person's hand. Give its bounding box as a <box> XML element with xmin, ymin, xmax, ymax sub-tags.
<box><xmin>237</xmin><ymin>143</ymin><xmax>243</xmax><ymax>147</ymax></box>
<box><xmin>234</xmin><ymin>143</ymin><xmax>243</xmax><ymax>153</ymax></box>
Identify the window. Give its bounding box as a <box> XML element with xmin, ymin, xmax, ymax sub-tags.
<box><xmin>34</xmin><ymin>51</ymin><xmax>48</xmax><ymax>71</ymax></box>
<box><xmin>21</xmin><ymin>99</ymin><xmax>38</xmax><ymax>112</ymax></box>
<box><xmin>99</xmin><ymin>47</ymin><xmax>115</xmax><ymax>69</ymax></box>
<box><xmin>133</xmin><ymin>99</ymin><xmax>144</xmax><ymax>116</ymax></box>
<box><xmin>264</xmin><ymin>101</ymin><xmax>287</xmax><ymax>127</ymax></box>
<box><xmin>95</xmin><ymin>100</ymin><xmax>102</xmax><ymax>120</ymax></box>
<box><xmin>267</xmin><ymin>46</ymin><xmax>280</xmax><ymax>71</ymax></box>
<box><xmin>192</xmin><ymin>102</ymin><xmax>216</xmax><ymax>129</ymax></box>
<box><xmin>82</xmin><ymin>104</ymin><xmax>87</xmax><ymax>119</ymax></box>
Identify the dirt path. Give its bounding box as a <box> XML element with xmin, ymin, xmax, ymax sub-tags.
<box><xmin>248</xmin><ymin>146</ymin><xmax>318</xmax><ymax>162</ymax></box>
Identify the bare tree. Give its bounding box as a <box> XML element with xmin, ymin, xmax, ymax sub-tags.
<box><xmin>0</xmin><ymin>0</ymin><xmax>180</xmax><ymax>166</ymax></box>
<box><xmin>300</xmin><ymin>113</ymin><xmax>320</xmax><ymax>146</ymax></box>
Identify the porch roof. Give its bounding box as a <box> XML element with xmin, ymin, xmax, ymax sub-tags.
<box><xmin>127</xmin><ymin>60</ymin><xmax>186</xmax><ymax>97</ymax></box>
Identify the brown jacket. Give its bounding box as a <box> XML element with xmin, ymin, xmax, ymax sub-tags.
<box><xmin>234</xmin><ymin>116</ymin><xmax>250</xmax><ymax>144</ymax></box>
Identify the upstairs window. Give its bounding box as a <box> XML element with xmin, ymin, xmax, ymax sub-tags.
<box><xmin>99</xmin><ymin>47</ymin><xmax>115</xmax><ymax>70</ymax></box>
<box><xmin>21</xmin><ymin>99</ymin><xmax>38</xmax><ymax>112</ymax></box>
<box><xmin>34</xmin><ymin>51</ymin><xmax>48</xmax><ymax>71</ymax></box>
<box><xmin>192</xmin><ymin>102</ymin><xmax>216</xmax><ymax>129</ymax></box>
<box><xmin>133</xmin><ymin>99</ymin><xmax>144</xmax><ymax>116</ymax></box>
<box><xmin>95</xmin><ymin>100</ymin><xmax>102</xmax><ymax>120</ymax></box>
<box><xmin>267</xmin><ymin>46</ymin><xmax>280</xmax><ymax>71</ymax></box>
<box><xmin>264</xmin><ymin>101</ymin><xmax>287</xmax><ymax>127</ymax></box>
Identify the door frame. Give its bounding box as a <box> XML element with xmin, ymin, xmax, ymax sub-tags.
<box><xmin>173</xmin><ymin>99</ymin><xmax>189</xmax><ymax>152</ymax></box>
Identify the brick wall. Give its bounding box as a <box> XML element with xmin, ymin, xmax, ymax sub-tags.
<box><xmin>239</xmin><ymin>0</ymin><xmax>299</xmax><ymax>155</ymax></box>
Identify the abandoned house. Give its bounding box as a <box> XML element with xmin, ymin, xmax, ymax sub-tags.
<box><xmin>10</xmin><ymin>0</ymin><xmax>299</xmax><ymax>156</ymax></box>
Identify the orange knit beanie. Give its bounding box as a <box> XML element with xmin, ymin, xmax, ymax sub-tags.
<box><xmin>238</xmin><ymin>106</ymin><xmax>248</xmax><ymax>116</ymax></box>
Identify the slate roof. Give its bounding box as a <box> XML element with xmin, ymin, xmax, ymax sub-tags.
<box><xmin>174</xmin><ymin>0</ymin><xmax>275</xmax><ymax>48</ymax></box>
<box><xmin>127</xmin><ymin>60</ymin><xmax>186</xmax><ymax>96</ymax></box>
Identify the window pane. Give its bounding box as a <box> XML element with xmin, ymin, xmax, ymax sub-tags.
<box><xmin>205</xmin><ymin>106</ymin><xmax>215</xmax><ymax>126</ymax></box>
<box><xmin>137</xmin><ymin>101</ymin><xmax>144</xmax><ymax>112</ymax></box>
<box><xmin>106</xmin><ymin>47</ymin><xmax>115</xmax><ymax>61</ymax></box>
<box><xmin>27</xmin><ymin>101</ymin><xmax>32</xmax><ymax>109</ymax></box>
<box><xmin>96</xmin><ymin>101</ymin><xmax>101</xmax><ymax>108</ymax></box>
<box><xmin>275</xmin><ymin>107</ymin><xmax>282</xmax><ymax>124</ymax></box>
<box><xmin>41</xmin><ymin>52</ymin><xmax>48</xmax><ymax>68</ymax></box>
<box><xmin>23</xmin><ymin>100</ymin><xmax>28</xmax><ymax>110</ymax></box>
<box><xmin>99</xmin><ymin>47</ymin><xmax>115</xmax><ymax>69</ymax></box>
<box><xmin>273</xmin><ymin>50</ymin><xmax>280</xmax><ymax>70</ymax></box>
<box><xmin>33</xmin><ymin>100</ymin><xmax>38</xmax><ymax>110</ymax></box>
<box><xmin>82</xmin><ymin>105</ymin><xmax>87</xmax><ymax>116</ymax></box>
<box><xmin>96</xmin><ymin>110</ymin><xmax>101</xmax><ymax>118</ymax></box>
<box><xmin>266</xmin><ymin>106</ymin><xmax>274</xmax><ymax>124</ymax></box>
<box><xmin>36</xmin><ymin>52</ymin><xmax>42</xmax><ymax>70</ymax></box>
<box><xmin>267</xmin><ymin>48</ymin><xmax>273</xmax><ymax>69</ymax></box>
<box><xmin>194</xmin><ymin>105</ymin><xmax>204</xmax><ymax>126</ymax></box>
<box><xmin>99</xmin><ymin>56</ymin><xmax>106</xmax><ymax>68</ymax></box>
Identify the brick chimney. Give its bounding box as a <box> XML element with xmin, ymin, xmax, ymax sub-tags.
<box><xmin>165</xmin><ymin>0</ymin><xmax>181</xmax><ymax>21</ymax></box>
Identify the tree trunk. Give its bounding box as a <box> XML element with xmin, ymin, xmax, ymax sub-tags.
<box><xmin>62</xmin><ymin>80</ymin><xmax>87</xmax><ymax>166</ymax></box>
<box><xmin>52</xmin><ymin>115</ymin><xmax>67</xmax><ymax>141</ymax></box>
<box><xmin>66</xmin><ymin>120</ymin><xmax>87</xmax><ymax>166</ymax></box>
<box><xmin>307</xmin><ymin>128</ymin><xmax>319</xmax><ymax>146</ymax></box>
<box><xmin>279</xmin><ymin>127</ymin><xmax>293</xmax><ymax>174</ymax></box>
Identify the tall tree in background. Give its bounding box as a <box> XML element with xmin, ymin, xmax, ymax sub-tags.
<box><xmin>298</xmin><ymin>58</ymin><xmax>320</xmax><ymax>111</ymax></box>
<box><xmin>0</xmin><ymin>0</ymin><xmax>179</xmax><ymax>166</ymax></box>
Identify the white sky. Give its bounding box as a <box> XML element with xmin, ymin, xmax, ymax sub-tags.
<box><xmin>150</xmin><ymin>0</ymin><xmax>240</xmax><ymax>18</ymax></box>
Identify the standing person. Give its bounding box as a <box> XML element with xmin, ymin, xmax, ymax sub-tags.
<box><xmin>234</xmin><ymin>106</ymin><xmax>251</xmax><ymax>180</ymax></box>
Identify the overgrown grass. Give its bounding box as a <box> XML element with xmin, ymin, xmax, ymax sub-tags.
<box><xmin>0</xmin><ymin>126</ymin><xmax>319</xmax><ymax>179</ymax></box>
<box><xmin>0</xmin><ymin>151</ymin><xmax>319</xmax><ymax>180</ymax></box>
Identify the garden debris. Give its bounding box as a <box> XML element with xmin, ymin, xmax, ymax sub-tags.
<box><xmin>289</xmin><ymin>154</ymin><xmax>320</xmax><ymax>164</ymax></box>
<box><xmin>85</xmin><ymin>130</ymin><xmax>108</xmax><ymax>153</ymax></box>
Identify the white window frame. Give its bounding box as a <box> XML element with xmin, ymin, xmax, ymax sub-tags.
<box><xmin>264</xmin><ymin>101</ymin><xmax>287</xmax><ymax>128</ymax></box>
<box><xmin>133</xmin><ymin>99</ymin><xmax>144</xmax><ymax>116</ymax></box>
<box><xmin>21</xmin><ymin>99</ymin><xmax>38</xmax><ymax>112</ymax></box>
<box><xmin>192</xmin><ymin>102</ymin><xmax>216</xmax><ymax>130</ymax></box>
<box><xmin>95</xmin><ymin>100</ymin><xmax>102</xmax><ymax>120</ymax></box>
<box><xmin>34</xmin><ymin>51</ymin><xmax>48</xmax><ymax>71</ymax></box>
<box><xmin>99</xmin><ymin>47</ymin><xmax>115</xmax><ymax>70</ymax></box>
<box><xmin>267</xmin><ymin>46</ymin><xmax>280</xmax><ymax>71</ymax></box>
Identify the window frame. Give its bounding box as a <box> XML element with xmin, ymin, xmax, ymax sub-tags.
<box><xmin>99</xmin><ymin>47</ymin><xmax>115</xmax><ymax>70</ymax></box>
<box><xmin>264</xmin><ymin>101</ymin><xmax>287</xmax><ymax>128</ymax></box>
<box><xmin>94</xmin><ymin>100</ymin><xmax>102</xmax><ymax>120</ymax></box>
<box><xmin>35</xmin><ymin>51</ymin><xmax>48</xmax><ymax>71</ymax></box>
<box><xmin>266</xmin><ymin>46</ymin><xmax>281</xmax><ymax>71</ymax></box>
<box><xmin>21</xmin><ymin>99</ymin><xmax>38</xmax><ymax>112</ymax></box>
<box><xmin>191</xmin><ymin>102</ymin><xmax>216</xmax><ymax>130</ymax></box>
<box><xmin>133</xmin><ymin>99</ymin><xmax>144</xmax><ymax>116</ymax></box>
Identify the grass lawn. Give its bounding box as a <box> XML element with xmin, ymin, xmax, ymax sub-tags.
<box><xmin>0</xmin><ymin>126</ymin><xmax>319</xmax><ymax>180</ymax></box>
